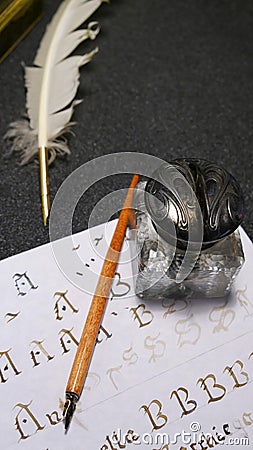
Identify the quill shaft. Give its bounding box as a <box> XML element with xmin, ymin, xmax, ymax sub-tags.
<box><xmin>38</xmin><ymin>146</ymin><xmax>50</xmax><ymax>225</ymax></box>
<box><xmin>37</xmin><ymin>4</ymin><xmax>67</xmax><ymax>224</ymax></box>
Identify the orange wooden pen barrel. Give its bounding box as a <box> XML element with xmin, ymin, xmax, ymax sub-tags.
<box><xmin>66</xmin><ymin>174</ymin><xmax>139</xmax><ymax>398</ymax></box>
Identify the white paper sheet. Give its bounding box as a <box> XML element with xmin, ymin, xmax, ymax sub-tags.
<box><xmin>0</xmin><ymin>222</ymin><xmax>252</xmax><ymax>450</ymax></box>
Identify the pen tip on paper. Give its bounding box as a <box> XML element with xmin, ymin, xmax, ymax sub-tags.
<box><xmin>63</xmin><ymin>393</ymin><xmax>78</xmax><ymax>433</ymax></box>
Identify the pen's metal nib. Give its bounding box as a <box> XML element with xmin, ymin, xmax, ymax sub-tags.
<box><xmin>63</xmin><ymin>392</ymin><xmax>78</xmax><ymax>433</ymax></box>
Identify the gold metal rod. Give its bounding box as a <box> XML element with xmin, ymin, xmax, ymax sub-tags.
<box><xmin>38</xmin><ymin>146</ymin><xmax>50</xmax><ymax>226</ymax></box>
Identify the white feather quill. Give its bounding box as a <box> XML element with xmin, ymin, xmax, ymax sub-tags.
<box><xmin>5</xmin><ymin>0</ymin><xmax>105</xmax><ymax>165</ymax></box>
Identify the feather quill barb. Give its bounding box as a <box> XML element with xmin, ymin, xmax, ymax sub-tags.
<box><xmin>4</xmin><ymin>0</ymin><xmax>105</xmax><ymax>224</ymax></box>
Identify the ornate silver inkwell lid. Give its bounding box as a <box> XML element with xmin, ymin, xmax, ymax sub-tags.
<box><xmin>144</xmin><ymin>158</ymin><xmax>244</xmax><ymax>250</ymax></box>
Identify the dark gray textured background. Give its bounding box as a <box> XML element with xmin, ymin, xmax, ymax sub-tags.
<box><xmin>0</xmin><ymin>0</ymin><xmax>252</xmax><ymax>260</ymax></box>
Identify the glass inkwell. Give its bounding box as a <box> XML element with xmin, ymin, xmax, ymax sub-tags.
<box><xmin>131</xmin><ymin>159</ymin><xmax>245</xmax><ymax>299</ymax></box>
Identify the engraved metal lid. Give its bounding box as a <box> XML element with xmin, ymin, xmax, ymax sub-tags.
<box><xmin>144</xmin><ymin>158</ymin><xmax>244</xmax><ymax>249</ymax></box>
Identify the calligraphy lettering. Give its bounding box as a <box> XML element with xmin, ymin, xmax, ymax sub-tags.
<box><xmin>58</xmin><ymin>328</ymin><xmax>79</xmax><ymax>354</ymax></box>
<box><xmin>111</xmin><ymin>430</ymin><xmax>126</xmax><ymax>449</ymax></box>
<box><xmin>45</xmin><ymin>410</ymin><xmax>62</xmax><ymax>426</ymax></box>
<box><xmin>144</xmin><ymin>334</ymin><xmax>166</xmax><ymax>363</ymax></box>
<box><xmin>175</xmin><ymin>314</ymin><xmax>201</xmax><ymax>347</ymax></box>
<box><xmin>130</xmin><ymin>304</ymin><xmax>154</xmax><ymax>328</ymax></box>
<box><xmin>84</xmin><ymin>372</ymin><xmax>101</xmax><ymax>391</ymax></box>
<box><xmin>243</xmin><ymin>412</ymin><xmax>253</xmax><ymax>426</ymax></box>
<box><xmin>5</xmin><ymin>311</ymin><xmax>20</xmax><ymax>323</ymax></box>
<box><xmin>170</xmin><ymin>387</ymin><xmax>197</xmax><ymax>417</ymax></box>
<box><xmin>122</xmin><ymin>346</ymin><xmax>138</xmax><ymax>366</ymax></box>
<box><xmin>162</xmin><ymin>298</ymin><xmax>189</xmax><ymax>318</ymax></box>
<box><xmin>197</xmin><ymin>374</ymin><xmax>226</xmax><ymax>403</ymax></box>
<box><xmin>106</xmin><ymin>365</ymin><xmax>123</xmax><ymax>390</ymax></box>
<box><xmin>94</xmin><ymin>235</ymin><xmax>103</xmax><ymax>246</ymax></box>
<box><xmin>53</xmin><ymin>290</ymin><xmax>79</xmax><ymax>321</ymax></box>
<box><xmin>232</xmin><ymin>418</ymin><xmax>249</xmax><ymax>439</ymax></box>
<box><xmin>209</xmin><ymin>300</ymin><xmax>235</xmax><ymax>333</ymax></box>
<box><xmin>97</xmin><ymin>325</ymin><xmax>113</xmax><ymax>344</ymax></box>
<box><xmin>139</xmin><ymin>399</ymin><xmax>168</xmax><ymax>431</ymax></box>
<box><xmin>30</xmin><ymin>340</ymin><xmax>55</xmax><ymax>367</ymax></box>
<box><xmin>236</xmin><ymin>286</ymin><xmax>253</xmax><ymax>319</ymax></box>
<box><xmin>13</xmin><ymin>272</ymin><xmax>38</xmax><ymax>296</ymax></box>
<box><xmin>224</xmin><ymin>359</ymin><xmax>249</xmax><ymax>388</ymax></box>
<box><xmin>111</xmin><ymin>272</ymin><xmax>131</xmax><ymax>298</ymax></box>
<box><xmin>0</xmin><ymin>349</ymin><xmax>21</xmax><ymax>383</ymax></box>
<box><xmin>14</xmin><ymin>401</ymin><xmax>45</xmax><ymax>441</ymax></box>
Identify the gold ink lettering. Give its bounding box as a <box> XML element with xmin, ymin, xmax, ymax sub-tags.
<box><xmin>144</xmin><ymin>334</ymin><xmax>166</xmax><ymax>363</ymax></box>
<box><xmin>200</xmin><ymin>431</ymin><xmax>219</xmax><ymax>447</ymax></box>
<box><xmin>209</xmin><ymin>299</ymin><xmax>235</xmax><ymax>333</ymax></box>
<box><xmin>105</xmin><ymin>435</ymin><xmax>117</xmax><ymax>450</ymax></box>
<box><xmin>224</xmin><ymin>359</ymin><xmax>249</xmax><ymax>388</ymax></box>
<box><xmin>97</xmin><ymin>325</ymin><xmax>113</xmax><ymax>344</ymax></box>
<box><xmin>111</xmin><ymin>430</ymin><xmax>126</xmax><ymax>449</ymax></box>
<box><xmin>122</xmin><ymin>346</ymin><xmax>138</xmax><ymax>365</ymax></box>
<box><xmin>175</xmin><ymin>314</ymin><xmax>201</xmax><ymax>347</ymax></box>
<box><xmin>130</xmin><ymin>304</ymin><xmax>154</xmax><ymax>328</ymax></box>
<box><xmin>232</xmin><ymin>419</ymin><xmax>249</xmax><ymax>438</ymax></box>
<box><xmin>58</xmin><ymin>328</ymin><xmax>79</xmax><ymax>354</ymax></box>
<box><xmin>139</xmin><ymin>399</ymin><xmax>168</xmax><ymax>431</ymax></box>
<box><xmin>30</xmin><ymin>340</ymin><xmax>55</xmax><ymax>367</ymax></box>
<box><xmin>243</xmin><ymin>412</ymin><xmax>253</xmax><ymax>426</ymax></box>
<box><xmin>46</xmin><ymin>410</ymin><xmax>62</xmax><ymax>426</ymax></box>
<box><xmin>124</xmin><ymin>429</ymin><xmax>139</xmax><ymax>444</ymax></box>
<box><xmin>236</xmin><ymin>286</ymin><xmax>253</xmax><ymax>320</ymax></box>
<box><xmin>53</xmin><ymin>290</ymin><xmax>79</xmax><ymax>321</ymax></box>
<box><xmin>170</xmin><ymin>387</ymin><xmax>197</xmax><ymax>417</ymax></box>
<box><xmin>84</xmin><ymin>372</ymin><xmax>101</xmax><ymax>391</ymax></box>
<box><xmin>0</xmin><ymin>349</ymin><xmax>21</xmax><ymax>383</ymax></box>
<box><xmin>13</xmin><ymin>272</ymin><xmax>38</xmax><ymax>296</ymax></box>
<box><xmin>106</xmin><ymin>365</ymin><xmax>123</xmax><ymax>390</ymax></box>
<box><xmin>162</xmin><ymin>298</ymin><xmax>189</xmax><ymax>318</ymax></box>
<box><xmin>111</xmin><ymin>272</ymin><xmax>131</xmax><ymax>298</ymax></box>
<box><xmin>197</xmin><ymin>374</ymin><xmax>226</xmax><ymax>403</ymax></box>
<box><xmin>14</xmin><ymin>401</ymin><xmax>45</xmax><ymax>441</ymax></box>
